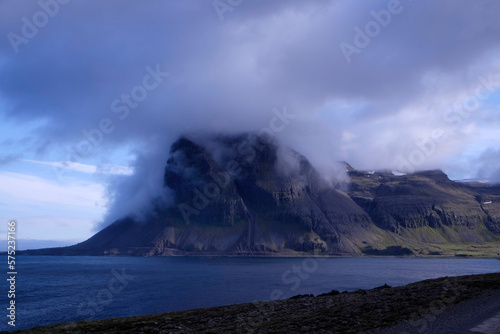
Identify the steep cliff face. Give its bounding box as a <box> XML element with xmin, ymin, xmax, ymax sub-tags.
<box><xmin>20</xmin><ymin>133</ymin><xmax>500</xmax><ymax>257</ymax></box>
<box><xmin>164</xmin><ymin>137</ymin><xmax>249</xmax><ymax>227</ymax></box>
<box><xmin>155</xmin><ymin>134</ymin><xmax>381</xmax><ymax>255</ymax></box>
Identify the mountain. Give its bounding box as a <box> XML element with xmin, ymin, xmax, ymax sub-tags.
<box><xmin>21</xmin><ymin>133</ymin><xmax>500</xmax><ymax>256</ymax></box>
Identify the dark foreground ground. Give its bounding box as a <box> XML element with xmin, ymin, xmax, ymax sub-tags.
<box><xmin>6</xmin><ymin>272</ymin><xmax>500</xmax><ymax>334</ymax></box>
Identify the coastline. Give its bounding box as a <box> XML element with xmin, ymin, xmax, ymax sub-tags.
<box><xmin>13</xmin><ymin>239</ymin><xmax>500</xmax><ymax>258</ymax></box>
<box><xmin>13</xmin><ymin>252</ymin><xmax>500</xmax><ymax>259</ymax></box>
<box><xmin>6</xmin><ymin>272</ymin><xmax>500</xmax><ymax>334</ymax></box>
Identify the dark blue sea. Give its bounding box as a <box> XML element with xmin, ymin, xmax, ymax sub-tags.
<box><xmin>2</xmin><ymin>256</ymin><xmax>499</xmax><ymax>331</ymax></box>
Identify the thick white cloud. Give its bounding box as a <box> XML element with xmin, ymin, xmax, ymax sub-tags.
<box><xmin>0</xmin><ymin>0</ymin><xmax>500</xmax><ymax>231</ymax></box>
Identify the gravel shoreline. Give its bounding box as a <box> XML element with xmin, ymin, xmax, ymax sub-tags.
<box><xmin>5</xmin><ymin>273</ymin><xmax>500</xmax><ymax>334</ymax></box>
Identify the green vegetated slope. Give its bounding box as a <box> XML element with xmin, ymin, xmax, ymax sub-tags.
<box><xmin>348</xmin><ymin>166</ymin><xmax>500</xmax><ymax>256</ymax></box>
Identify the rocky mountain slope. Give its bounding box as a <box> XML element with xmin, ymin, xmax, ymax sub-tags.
<box><xmin>21</xmin><ymin>133</ymin><xmax>500</xmax><ymax>256</ymax></box>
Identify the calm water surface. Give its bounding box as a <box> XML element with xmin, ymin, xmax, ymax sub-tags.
<box><xmin>2</xmin><ymin>256</ymin><xmax>499</xmax><ymax>331</ymax></box>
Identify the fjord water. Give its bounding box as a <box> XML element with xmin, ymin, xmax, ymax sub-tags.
<box><xmin>4</xmin><ymin>256</ymin><xmax>499</xmax><ymax>331</ymax></box>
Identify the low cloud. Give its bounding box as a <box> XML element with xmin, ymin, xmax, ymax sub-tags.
<box><xmin>1</xmin><ymin>0</ymin><xmax>500</xmax><ymax>228</ymax></box>
<box><xmin>22</xmin><ymin>159</ymin><xmax>133</xmax><ymax>175</ymax></box>
<box><xmin>475</xmin><ymin>148</ymin><xmax>500</xmax><ymax>182</ymax></box>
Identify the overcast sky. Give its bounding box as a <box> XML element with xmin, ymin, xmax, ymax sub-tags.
<box><xmin>1</xmin><ymin>0</ymin><xmax>500</xmax><ymax>246</ymax></box>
